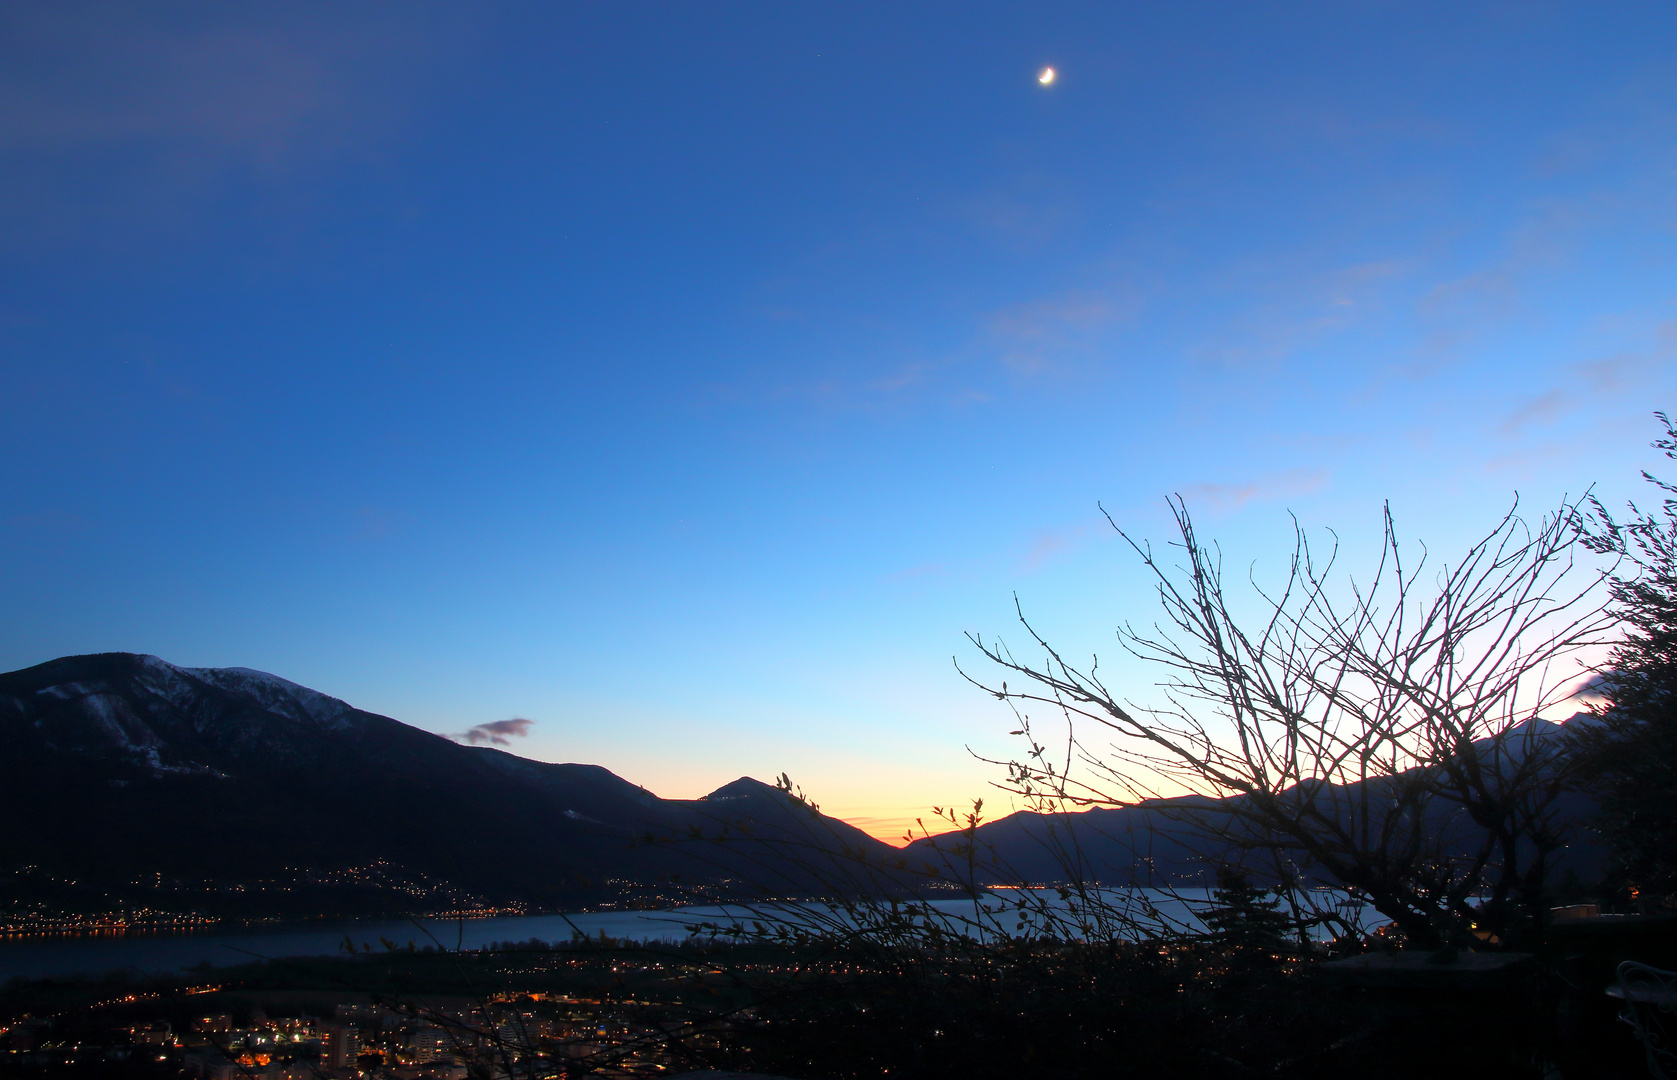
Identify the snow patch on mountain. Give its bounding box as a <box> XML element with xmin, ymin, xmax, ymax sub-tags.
<box><xmin>33</xmin><ymin>679</ymin><xmax>164</xmax><ymax>752</ymax></box>
<box><xmin>117</xmin><ymin>655</ymin><xmax>364</xmax><ymax>734</ymax></box>
<box><xmin>183</xmin><ymin>664</ymin><xmax>361</xmax><ymax>731</ymax></box>
<box><xmin>142</xmin><ymin>746</ymin><xmax>202</xmax><ymax>777</ymax></box>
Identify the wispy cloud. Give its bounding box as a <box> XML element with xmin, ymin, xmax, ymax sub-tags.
<box><xmin>0</xmin><ymin>6</ymin><xmax>458</xmax><ymax>245</ymax></box>
<box><xmin>1013</xmin><ymin>516</ymin><xmax>1113</xmax><ymax>573</ymax></box>
<box><xmin>867</xmin><ymin>361</ymin><xmax>931</xmax><ymax>395</ymax></box>
<box><xmin>1500</xmin><ymin>388</ymin><xmax>1572</xmax><ymax>436</ymax></box>
<box><xmin>741</xmin><ymin>283</ymin><xmax>1135</xmax><ymax>415</ymax></box>
<box><xmin>1416</xmin><ymin>200</ymin><xmax>1586</xmax><ymax>362</ymax></box>
<box><xmin>1189</xmin><ymin>256</ymin><xmax>1414</xmax><ymax>370</ymax></box>
<box><xmin>1022</xmin><ymin>531</ymin><xmax>1071</xmax><ymax>570</ymax></box>
<box><xmin>457</xmin><ymin>718</ymin><xmax>536</xmax><ymax>747</ymax></box>
<box><xmin>0</xmin><ymin>7</ymin><xmax>448</xmax><ymax>159</ymax></box>
<box><xmin>1180</xmin><ymin>468</ymin><xmax>1328</xmax><ymax>514</ymax></box>
<box><xmin>988</xmin><ymin>289</ymin><xmax>1130</xmax><ymax>376</ymax></box>
<box><xmin>351</xmin><ymin>505</ymin><xmax>405</xmax><ymax>542</ymax></box>
<box><xmin>4</xmin><ymin>509</ymin><xmax>90</xmax><ymax>533</ymax></box>
<box><xmin>1500</xmin><ymin>327</ymin><xmax>1676</xmax><ymax>436</ymax></box>
<box><xmin>958</xmin><ymin>174</ymin><xmax>1079</xmax><ymax>248</ymax></box>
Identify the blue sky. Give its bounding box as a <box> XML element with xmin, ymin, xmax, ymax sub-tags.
<box><xmin>3</xmin><ymin>2</ymin><xmax>1675</xmax><ymax>838</ymax></box>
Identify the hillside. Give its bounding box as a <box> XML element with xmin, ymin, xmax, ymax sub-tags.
<box><xmin>907</xmin><ymin>723</ymin><xmax>1607</xmax><ymax>889</ymax></box>
<box><xmin>0</xmin><ymin>653</ymin><xmax>895</xmax><ymax>922</ymax></box>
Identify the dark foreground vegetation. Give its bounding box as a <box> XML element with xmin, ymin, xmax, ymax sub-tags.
<box><xmin>1</xmin><ymin>914</ymin><xmax>1666</xmax><ymax>1080</ymax></box>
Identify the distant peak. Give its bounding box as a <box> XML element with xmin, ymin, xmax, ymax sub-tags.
<box><xmin>700</xmin><ymin>776</ymin><xmax>781</xmax><ymax>801</ymax></box>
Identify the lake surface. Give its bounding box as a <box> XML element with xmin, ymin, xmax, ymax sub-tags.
<box><xmin>0</xmin><ymin>908</ymin><xmax>727</xmax><ymax>983</ymax></box>
<box><xmin>1</xmin><ymin>889</ymin><xmax>1370</xmax><ymax>982</ymax></box>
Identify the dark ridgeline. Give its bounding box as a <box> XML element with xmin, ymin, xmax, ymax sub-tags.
<box><xmin>0</xmin><ymin>653</ymin><xmax>894</xmax><ymax>920</ymax></box>
<box><xmin>902</xmin><ymin>728</ymin><xmax>1607</xmax><ymax>891</ymax></box>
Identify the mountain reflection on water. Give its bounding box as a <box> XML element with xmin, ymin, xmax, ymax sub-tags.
<box><xmin>0</xmin><ymin>889</ymin><xmax>1373</xmax><ymax>982</ymax></box>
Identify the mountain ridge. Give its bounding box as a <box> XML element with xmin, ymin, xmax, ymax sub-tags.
<box><xmin>0</xmin><ymin>653</ymin><xmax>894</xmax><ymax>923</ymax></box>
<box><xmin>904</xmin><ymin>717</ymin><xmax>1607</xmax><ymax>888</ymax></box>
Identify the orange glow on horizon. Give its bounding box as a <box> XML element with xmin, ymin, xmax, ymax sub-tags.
<box><xmin>836</xmin><ymin>812</ymin><xmax>923</xmax><ymax>847</ymax></box>
<box><xmin>831</xmin><ymin>771</ymin><xmax>1203</xmax><ymax>847</ymax></box>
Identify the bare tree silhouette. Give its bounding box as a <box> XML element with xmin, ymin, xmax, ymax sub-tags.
<box><xmin>961</xmin><ymin>495</ymin><xmax>1614</xmax><ymax>950</ymax></box>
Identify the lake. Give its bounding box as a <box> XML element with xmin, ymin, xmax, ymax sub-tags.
<box><xmin>0</xmin><ymin>908</ymin><xmax>725</xmax><ymax>983</ymax></box>
<box><xmin>1</xmin><ymin>889</ymin><xmax>1371</xmax><ymax>982</ymax></box>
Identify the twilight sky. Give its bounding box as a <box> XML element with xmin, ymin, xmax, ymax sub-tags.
<box><xmin>3</xmin><ymin>2</ymin><xmax>1675</xmax><ymax>840</ymax></box>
